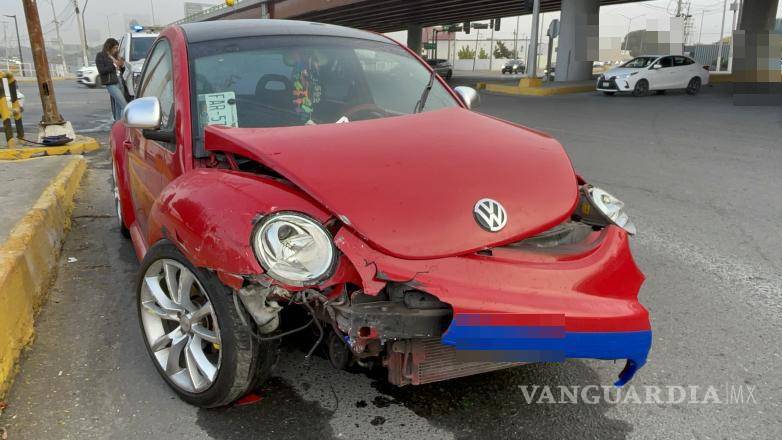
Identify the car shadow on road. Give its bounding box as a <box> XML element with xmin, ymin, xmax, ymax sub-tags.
<box><xmin>371</xmin><ymin>361</ymin><xmax>633</xmax><ymax>440</ymax></box>
<box><xmin>196</xmin><ymin>319</ymin><xmax>633</xmax><ymax>440</ymax></box>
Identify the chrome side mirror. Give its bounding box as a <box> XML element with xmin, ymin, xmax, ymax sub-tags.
<box><xmin>454</xmin><ymin>86</ymin><xmax>480</xmax><ymax>110</ymax></box>
<box><xmin>122</xmin><ymin>96</ymin><xmax>161</xmax><ymax>129</ymax></box>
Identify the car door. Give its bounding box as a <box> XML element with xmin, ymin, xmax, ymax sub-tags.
<box><xmin>650</xmin><ymin>56</ymin><xmax>675</xmax><ymax>89</ymax></box>
<box><xmin>125</xmin><ymin>38</ymin><xmax>178</xmax><ymax>241</ymax></box>
<box><xmin>672</xmin><ymin>56</ymin><xmax>692</xmax><ymax>88</ymax></box>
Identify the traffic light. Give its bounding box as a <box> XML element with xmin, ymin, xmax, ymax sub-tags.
<box><xmin>493</xmin><ymin>18</ymin><xmax>501</xmax><ymax>31</ymax></box>
<box><xmin>463</xmin><ymin>21</ymin><xmax>470</xmax><ymax>34</ymax></box>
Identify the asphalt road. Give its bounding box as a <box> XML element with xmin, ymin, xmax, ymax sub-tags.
<box><xmin>2</xmin><ymin>80</ymin><xmax>781</xmax><ymax>439</ymax></box>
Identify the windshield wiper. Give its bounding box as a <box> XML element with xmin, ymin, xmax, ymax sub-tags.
<box><xmin>413</xmin><ymin>70</ymin><xmax>436</xmax><ymax>114</ymax></box>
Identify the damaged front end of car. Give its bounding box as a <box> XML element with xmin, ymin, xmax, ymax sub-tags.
<box><xmin>151</xmin><ymin>114</ymin><xmax>651</xmax><ymax>391</ymax></box>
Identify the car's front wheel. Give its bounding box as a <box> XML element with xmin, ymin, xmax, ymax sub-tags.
<box><xmin>136</xmin><ymin>242</ymin><xmax>275</xmax><ymax>407</ymax></box>
<box><xmin>632</xmin><ymin>79</ymin><xmax>649</xmax><ymax>97</ymax></box>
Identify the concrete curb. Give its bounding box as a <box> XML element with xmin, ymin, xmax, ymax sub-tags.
<box><xmin>0</xmin><ymin>155</ymin><xmax>86</xmax><ymax>399</ymax></box>
<box><xmin>0</xmin><ymin>135</ymin><xmax>100</xmax><ymax>160</ymax></box>
<box><xmin>478</xmin><ymin>81</ymin><xmax>595</xmax><ymax>96</ymax></box>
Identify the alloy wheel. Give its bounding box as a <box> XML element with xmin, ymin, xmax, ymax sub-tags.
<box><xmin>139</xmin><ymin>259</ymin><xmax>222</xmax><ymax>393</ymax></box>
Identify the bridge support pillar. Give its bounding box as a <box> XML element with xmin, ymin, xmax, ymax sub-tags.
<box><xmin>407</xmin><ymin>24</ymin><xmax>423</xmax><ymax>55</ymax></box>
<box><xmin>555</xmin><ymin>0</ymin><xmax>600</xmax><ymax>82</ymax></box>
<box><xmin>732</xmin><ymin>0</ymin><xmax>781</xmax><ymax>105</ymax></box>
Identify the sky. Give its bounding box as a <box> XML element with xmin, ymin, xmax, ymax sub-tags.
<box><xmin>1</xmin><ymin>0</ymin><xmax>780</xmax><ymax>48</ymax></box>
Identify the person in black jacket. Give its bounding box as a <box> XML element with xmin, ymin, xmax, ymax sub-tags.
<box><xmin>96</xmin><ymin>38</ymin><xmax>127</xmax><ymax>121</ymax></box>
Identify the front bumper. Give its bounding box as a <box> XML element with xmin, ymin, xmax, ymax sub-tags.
<box><xmin>596</xmin><ymin>76</ymin><xmax>638</xmax><ymax>92</ymax></box>
<box><xmin>334</xmin><ymin>225</ymin><xmax>651</xmax><ymax>385</ymax></box>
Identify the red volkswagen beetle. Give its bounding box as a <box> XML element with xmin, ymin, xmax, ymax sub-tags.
<box><xmin>111</xmin><ymin>19</ymin><xmax>651</xmax><ymax>408</ymax></box>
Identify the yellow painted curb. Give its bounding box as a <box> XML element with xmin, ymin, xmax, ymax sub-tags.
<box><xmin>479</xmin><ymin>81</ymin><xmax>596</xmax><ymax>96</ymax></box>
<box><xmin>0</xmin><ymin>156</ymin><xmax>86</xmax><ymax>399</ymax></box>
<box><xmin>0</xmin><ymin>135</ymin><xmax>100</xmax><ymax>160</ymax></box>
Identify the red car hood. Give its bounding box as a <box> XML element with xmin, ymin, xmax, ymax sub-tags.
<box><xmin>205</xmin><ymin>108</ymin><xmax>578</xmax><ymax>259</ymax></box>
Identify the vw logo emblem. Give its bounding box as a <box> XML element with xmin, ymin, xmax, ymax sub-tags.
<box><xmin>473</xmin><ymin>198</ymin><xmax>508</xmax><ymax>232</ymax></box>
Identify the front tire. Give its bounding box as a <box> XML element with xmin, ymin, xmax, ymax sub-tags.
<box><xmin>632</xmin><ymin>79</ymin><xmax>649</xmax><ymax>97</ymax></box>
<box><xmin>686</xmin><ymin>77</ymin><xmax>701</xmax><ymax>95</ymax></box>
<box><xmin>136</xmin><ymin>242</ymin><xmax>275</xmax><ymax>408</ymax></box>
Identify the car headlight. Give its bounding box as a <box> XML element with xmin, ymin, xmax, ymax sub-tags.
<box><xmin>512</xmin><ymin>64</ymin><xmax>518</xmax><ymax>68</ymax></box>
<box><xmin>577</xmin><ymin>186</ymin><xmax>637</xmax><ymax>235</ymax></box>
<box><xmin>616</xmin><ymin>72</ymin><xmax>639</xmax><ymax>79</ymax></box>
<box><xmin>251</xmin><ymin>212</ymin><xmax>336</xmax><ymax>285</ymax></box>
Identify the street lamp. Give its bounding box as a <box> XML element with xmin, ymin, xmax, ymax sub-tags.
<box><xmin>3</xmin><ymin>14</ymin><xmax>24</xmax><ymax>66</ymax></box>
<box><xmin>617</xmin><ymin>13</ymin><xmax>645</xmax><ymax>54</ymax></box>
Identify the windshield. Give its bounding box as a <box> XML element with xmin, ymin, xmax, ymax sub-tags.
<box><xmin>189</xmin><ymin>35</ymin><xmax>459</xmax><ymax>142</ymax></box>
<box><xmin>621</xmin><ymin>57</ymin><xmax>658</xmax><ymax>68</ymax></box>
<box><xmin>130</xmin><ymin>36</ymin><xmax>156</xmax><ymax>62</ymax></box>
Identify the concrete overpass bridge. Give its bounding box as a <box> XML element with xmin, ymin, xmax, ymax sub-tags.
<box><xmin>176</xmin><ymin>0</ymin><xmax>780</xmax><ymax>104</ymax></box>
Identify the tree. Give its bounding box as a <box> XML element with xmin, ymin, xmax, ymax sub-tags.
<box><xmin>458</xmin><ymin>46</ymin><xmax>475</xmax><ymax>60</ymax></box>
<box><xmin>478</xmin><ymin>48</ymin><xmax>489</xmax><ymax>59</ymax></box>
<box><xmin>493</xmin><ymin>41</ymin><xmax>517</xmax><ymax>59</ymax></box>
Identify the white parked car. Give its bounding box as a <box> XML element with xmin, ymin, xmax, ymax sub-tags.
<box><xmin>597</xmin><ymin>55</ymin><xmax>710</xmax><ymax>97</ymax></box>
<box><xmin>118</xmin><ymin>27</ymin><xmax>158</xmax><ymax>99</ymax></box>
<box><xmin>76</xmin><ymin>65</ymin><xmax>101</xmax><ymax>87</ymax></box>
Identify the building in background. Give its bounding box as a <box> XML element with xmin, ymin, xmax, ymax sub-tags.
<box><xmin>185</xmin><ymin>2</ymin><xmax>216</xmax><ymax>19</ymax></box>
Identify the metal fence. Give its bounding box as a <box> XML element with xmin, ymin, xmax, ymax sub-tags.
<box><xmin>0</xmin><ymin>60</ymin><xmax>68</xmax><ymax>79</ymax></box>
<box><xmin>686</xmin><ymin>44</ymin><xmax>732</xmax><ymax>71</ymax></box>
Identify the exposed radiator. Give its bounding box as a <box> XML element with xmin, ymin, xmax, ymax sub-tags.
<box><xmin>386</xmin><ymin>338</ymin><xmax>524</xmax><ymax>386</ymax></box>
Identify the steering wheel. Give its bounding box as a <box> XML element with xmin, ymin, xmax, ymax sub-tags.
<box><xmin>341</xmin><ymin>103</ymin><xmax>389</xmax><ymax>121</ymax></box>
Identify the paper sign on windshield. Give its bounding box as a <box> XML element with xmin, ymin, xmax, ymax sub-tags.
<box><xmin>198</xmin><ymin>92</ymin><xmax>239</xmax><ymax>128</ymax></box>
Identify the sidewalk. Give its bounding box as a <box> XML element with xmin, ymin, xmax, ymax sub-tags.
<box><xmin>0</xmin><ymin>155</ymin><xmax>86</xmax><ymax>398</ymax></box>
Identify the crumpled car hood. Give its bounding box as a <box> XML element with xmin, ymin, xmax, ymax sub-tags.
<box><xmin>205</xmin><ymin>107</ymin><xmax>578</xmax><ymax>259</ymax></box>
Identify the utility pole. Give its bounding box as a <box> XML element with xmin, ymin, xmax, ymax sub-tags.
<box><xmin>698</xmin><ymin>10</ymin><xmax>705</xmax><ymax>44</ymax></box>
<box><xmin>22</xmin><ymin>0</ymin><xmax>64</xmax><ymax>126</ymax></box>
<box><xmin>715</xmin><ymin>0</ymin><xmax>728</xmax><ymax>73</ymax></box>
<box><xmin>2</xmin><ymin>21</ymin><xmax>8</xmax><ymax>60</ymax></box>
<box><xmin>81</xmin><ymin>0</ymin><xmax>88</xmax><ymax>52</ymax></box>
<box><xmin>676</xmin><ymin>0</ymin><xmax>683</xmax><ymax>16</ymax></box>
<box><xmin>3</xmin><ymin>15</ymin><xmax>24</xmax><ymax>66</ymax></box>
<box><xmin>47</xmin><ymin>0</ymin><xmax>67</xmax><ymax>71</ymax></box>
<box><xmin>72</xmin><ymin>0</ymin><xmax>88</xmax><ymax>67</ymax></box>
<box><xmin>150</xmin><ymin>0</ymin><xmax>157</xmax><ymax>25</ymax></box>
<box><xmin>513</xmin><ymin>15</ymin><xmax>520</xmax><ymax>58</ymax></box>
<box><xmin>488</xmin><ymin>20</ymin><xmax>495</xmax><ymax>71</ymax></box>
<box><xmin>727</xmin><ymin>1</ymin><xmax>739</xmax><ymax>73</ymax></box>
<box><xmin>525</xmin><ymin>0</ymin><xmax>540</xmax><ymax>77</ymax></box>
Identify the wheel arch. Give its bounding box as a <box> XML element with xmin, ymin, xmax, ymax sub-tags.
<box><xmin>146</xmin><ymin>168</ymin><xmax>333</xmax><ymax>277</ymax></box>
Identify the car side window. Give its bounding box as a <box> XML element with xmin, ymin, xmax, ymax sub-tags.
<box><xmin>659</xmin><ymin>57</ymin><xmax>673</xmax><ymax>68</ymax></box>
<box><xmin>119</xmin><ymin>36</ymin><xmax>128</xmax><ymax>60</ymax></box>
<box><xmin>673</xmin><ymin>56</ymin><xmax>689</xmax><ymax>66</ymax></box>
<box><xmin>139</xmin><ymin>39</ymin><xmax>175</xmax><ymax>139</ymax></box>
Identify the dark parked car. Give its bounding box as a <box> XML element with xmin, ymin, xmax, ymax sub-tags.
<box><xmin>425</xmin><ymin>58</ymin><xmax>453</xmax><ymax>79</ymax></box>
<box><xmin>501</xmin><ymin>59</ymin><xmax>525</xmax><ymax>74</ymax></box>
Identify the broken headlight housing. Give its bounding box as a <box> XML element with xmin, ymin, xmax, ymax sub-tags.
<box><xmin>251</xmin><ymin>212</ymin><xmax>336</xmax><ymax>285</ymax></box>
<box><xmin>576</xmin><ymin>186</ymin><xmax>637</xmax><ymax>235</ymax></box>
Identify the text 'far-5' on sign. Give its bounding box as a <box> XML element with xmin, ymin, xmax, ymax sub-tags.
<box><xmin>198</xmin><ymin>92</ymin><xmax>239</xmax><ymax>128</ymax></box>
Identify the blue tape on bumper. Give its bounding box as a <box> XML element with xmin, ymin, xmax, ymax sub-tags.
<box><xmin>441</xmin><ymin>325</ymin><xmax>652</xmax><ymax>386</ymax></box>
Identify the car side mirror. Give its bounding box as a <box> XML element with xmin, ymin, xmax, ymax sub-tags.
<box><xmin>454</xmin><ymin>86</ymin><xmax>480</xmax><ymax>110</ymax></box>
<box><xmin>651</xmin><ymin>64</ymin><xmax>662</xmax><ymax>70</ymax></box>
<box><xmin>122</xmin><ymin>96</ymin><xmax>161</xmax><ymax>129</ymax></box>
